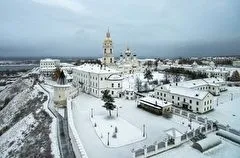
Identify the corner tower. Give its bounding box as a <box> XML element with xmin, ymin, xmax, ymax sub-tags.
<box><xmin>102</xmin><ymin>28</ymin><xmax>114</xmax><ymax>66</ymax></box>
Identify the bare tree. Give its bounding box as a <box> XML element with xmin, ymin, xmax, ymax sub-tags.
<box><xmin>135</xmin><ymin>77</ymin><xmax>142</xmax><ymax>92</ymax></box>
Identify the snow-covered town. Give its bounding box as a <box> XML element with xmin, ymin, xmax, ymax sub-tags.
<box><xmin>1</xmin><ymin>29</ymin><xmax>240</xmax><ymax>158</ymax></box>
<box><xmin>1</xmin><ymin>1</ymin><xmax>240</xmax><ymax>158</ymax></box>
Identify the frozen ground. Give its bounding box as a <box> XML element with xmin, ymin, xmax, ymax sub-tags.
<box><xmin>90</xmin><ymin>115</ymin><xmax>145</xmax><ymax>147</ymax></box>
<box><xmin>203</xmin><ymin>87</ymin><xmax>240</xmax><ymax>130</ymax></box>
<box><xmin>72</xmin><ymin>93</ymin><xmax>202</xmax><ymax>158</ymax></box>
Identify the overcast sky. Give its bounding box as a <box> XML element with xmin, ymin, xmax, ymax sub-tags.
<box><xmin>0</xmin><ymin>0</ymin><xmax>240</xmax><ymax>58</ymax></box>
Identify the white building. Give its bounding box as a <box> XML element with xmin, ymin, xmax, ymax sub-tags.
<box><xmin>40</xmin><ymin>58</ymin><xmax>60</xmax><ymax>76</ymax></box>
<box><xmin>205</xmin><ymin>68</ymin><xmax>230</xmax><ymax>79</ymax></box>
<box><xmin>72</xmin><ymin>64</ymin><xmax>123</xmax><ymax>98</ymax></box>
<box><xmin>176</xmin><ymin>78</ymin><xmax>227</xmax><ymax>96</ymax></box>
<box><xmin>116</xmin><ymin>47</ymin><xmax>140</xmax><ymax>74</ymax></box>
<box><xmin>233</xmin><ymin>60</ymin><xmax>240</xmax><ymax>67</ymax></box>
<box><xmin>137</xmin><ymin>96</ymin><xmax>172</xmax><ymax>115</ymax></box>
<box><xmin>154</xmin><ymin>84</ymin><xmax>214</xmax><ymax>114</ymax></box>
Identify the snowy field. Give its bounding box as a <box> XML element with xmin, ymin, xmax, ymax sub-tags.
<box><xmin>203</xmin><ymin>87</ymin><xmax>240</xmax><ymax>130</ymax></box>
<box><xmin>90</xmin><ymin>115</ymin><xmax>145</xmax><ymax>147</ymax></box>
<box><xmin>71</xmin><ymin>93</ymin><xmax>202</xmax><ymax>158</ymax></box>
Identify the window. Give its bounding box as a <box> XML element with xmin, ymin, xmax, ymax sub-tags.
<box><xmin>196</xmin><ymin>108</ymin><xmax>199</xmax><ymax>111</ymax></box>
<box><xmin>172</xmin><ymin>101</ymin><xmax>174</xmax><ymax>104</ymax></box>
<box><xmin>112</xmin><ymin>91</ymin><xmax>114</xmax><ymax>95</ymax></box>
<box><xmin>183</xmin><ymin>98</ymin><xmax>186</xmax><ymax>102</ymax></box>
<box><xmin>210</xmin><ymin>100</ymin><xmax>212</xmax><ymax>103</ymax></box>
<box><xmin>104</xmin><ymin>49</ymin><xmax>106</xmax><ymax>53</ymax></box>
<box><xmin>204</xmin><ymin>101</ymin><xmax>206</xmax><ymax>105</ymax></box>
<box><xmin>164</xmin><ymin>94</ymin><xmax>166</xmax><ymax>97</ymax></box>
<box><xmin>118</xmin><ymin>83</ymin><xmax>120</xmax><ymax>88</ymax></box>
<box><xmin>157</xmin><ymin>92</ymin><xmax>159</xmax><ymax>95</ymax></box>
<box><xmin>110</xmin><ymin>58</ymin><xmax>112</xmax><ymax>63</ymax></box>
<box><xmin>189</xmin><ymin>106</ymin><xmax>192</xmax><ymax>109</ymax></box>
<box><xmin>110</xmin><ymin>49</ymin><xmax>112</xmax><ymax>54</ymax></box>
<box><xmin>112</xmin><ymin>83</ymin><xmax>114</xmax><ymax>88</ymax></box>
<box><xmin>178</xmin><ymin>97</ymin><xmax>180</xmax><ymax>101</ymax></box>
<box><xmin>101</xmin><ymin>78</ymin><xmax>103</xmax><ymax>80</ymax></box>
<box><xmin>196</xmin><ymin>101</ymin><xmax>199</xmax><ymax>105</ymax></box>
<box><xmin>190</xmin><ymin>100</ymin><xmax>192</xmax><ymax>104</ymax></box>
<box><xmin>160</xmin><ymin>93</ymin><xmax>162</xmax><ymax>96</ymax></box>
<box><xmin>172</xmin><ymin>96</ymin><xmax>174</xmax><ymax>99</ymax></box>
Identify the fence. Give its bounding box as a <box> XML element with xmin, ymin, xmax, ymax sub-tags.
<box><xmin>132</xmin><ymin>107</ymin><xmax>240</xmax><ymax>157</ymax></box>
<box><xmin>172</xmin><ymin>107</ymin><xmax>240</xmax><ymax>136</ymax></box>
<box><xmin>132</xmin><ymin>123</ymin><xmax>215</xmax><ymax>158</ymax></box>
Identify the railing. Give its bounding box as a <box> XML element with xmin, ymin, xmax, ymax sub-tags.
<box><xmin>132</xmin><ymin>122</ymin><xmax>216</xmax><ymax>158</ymax></box>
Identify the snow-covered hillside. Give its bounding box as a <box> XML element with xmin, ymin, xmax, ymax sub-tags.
<box><xmin>0</xmin><ymin>77</ymin><xmax>56</xmax><ymax>157</ymax></box>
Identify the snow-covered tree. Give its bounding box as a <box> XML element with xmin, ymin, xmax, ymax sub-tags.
<box><xmin>144</xmin><ymin>69</ymin><xmax>153</xmax><ymax>83</ymax></box>
<box><xmin>101</xmin><ymin>90</ymin><xmax>116</xmax><ymax>117</ymax></box>
<box><xmin>135</xmin><ymin>77</ymin><xmax>142</xmax><ymax>92</ymax></box>
<box><xmin>230</xmin><ymin>70</ymin><xmax>240</xmax><ymax>82</ymax></box>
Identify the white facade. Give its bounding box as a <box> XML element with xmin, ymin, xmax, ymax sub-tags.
<box><xmin>40</xmin><ymin>58</ymin><xmax>60</xmax><ymax>76</ymax></box>
<box><xmin>233</xmin><ymin>60</ymin><xmax>240</xmax><ymax>67</ymax></box>
<box><xmin>72</xmin><ymin>64</ymin><xmax>123</xmax><ymax>98</ymax></box>
<box><xmin>53</xmin><ymin>85</ymin><xmax>70</xmax><ymax>107</ymax></box>
<box><xmin>154</xmin><ymin>84</ymin><xmax>214</xmax><ymax>114</ymax></box>
<box><xmin>116</xmin><ymin>47</ymin><xmax>140</xmax><ymax>74</ymax></box>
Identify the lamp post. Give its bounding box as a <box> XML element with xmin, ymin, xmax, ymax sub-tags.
<box><xmin>143</xmin><ymin>124</ymin><xmax>146</xmax><ymax>137</ymax></box>
<box><xmin>91</xmin><ymin>108</ymin><xmax>93</xmax><ymax>118</ymax></box>
<box><xmin>107</xmin><ymin>132</ymin><xmax>110</xmax><ymax>146</ymax></box>
<box><xmin>117</xmin><ymin>107</ymin><xmax>119</xmax><ymax>117</ymax></box>
<box><xmin>231</xmin><ymin>93</ymin><xmax>233</xmax><ymax>101</ymax></box>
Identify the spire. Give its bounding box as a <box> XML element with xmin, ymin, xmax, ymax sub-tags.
<box><xmin>106</xmin><ymin>27</ymin><xmax>110</xmax><ymax>38</ymax></box>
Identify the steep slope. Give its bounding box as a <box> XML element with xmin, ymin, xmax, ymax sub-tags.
<box><xmin>0</xmin><ymin>77</ymin><xmax>54</xmax><ymax>157</ymax></box>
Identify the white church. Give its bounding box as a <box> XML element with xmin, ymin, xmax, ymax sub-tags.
<box><xmin>101</xmin><ymin>29</ymin><xmax>140</xmax><ymax>74</ymax></box>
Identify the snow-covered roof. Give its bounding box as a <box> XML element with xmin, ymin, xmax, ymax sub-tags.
<box><xmin>155</xmin><ymin>85</ymin><xmax>209</xmax><ymax>100</ymax></box>
<box><xmin>60</xmin><ymin>63</ymin><xmax>74</xmax><ymax>67</ymax></box>
<box><xmin>175</xmin><ymin>78</ymin><xmax>225</xmax><ymax>88</ymax></box>
<box><xmin>192</xmin><ymin>136</ymin><xmax>221</xmax><ymax>152</ymax></box>
<box><xmin>164</xmin><ymin>128</ymin><xmax>183</xmax><ymax>138</ymax></box>
<box><xmin>107</xmin><ymin>74</ymin><xmax>123</xmax><ymax>81</ymax></box>
<box><xmin>73</xmin><ymin>64</ymin><xmax>119</xmax><ymax>74</ymax></box>
<box><xmin>140</xmin><ymin>96</ymin><xmax>172</xmax><ymax>108</ymax></box>
<box><xmin>40</xmin><ymin>58</ymin><xmax>60</xmax><ymax>62</ymax></box>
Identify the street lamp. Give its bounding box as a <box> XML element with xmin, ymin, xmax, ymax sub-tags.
<box><xmin>117</xmin><ymin>107</ymin><xmax>119</xmax><ymax>117</ymax></box>
<box><xmin>91</xmin><ymin>108</ymin><xmax>93</xmax><ymax>118</ymax></box>
<box><xmin>230</xmin><ymin>93</ymin><xmax>233</xmax><ymax>101</ymax></box>
<box><xmin>143</xmin><ymin>124</ymin><xmax>146</xmax><ymax>137</ymax></box>
<box><xmin>107</xmin><ymin>132</ymin><xmax>110</xmax><ymax>146</ymax></box>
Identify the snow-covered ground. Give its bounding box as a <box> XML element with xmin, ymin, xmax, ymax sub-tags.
<box><xmin>152</xmin><ymin>133</ymin><xmax>240</xmax><ymax>158</ymax></box>
<box><xmin>203</xmin><ymin>87</ymin><xmax>240</xmax><ymax>130</ymax></box>
<box><xmin>71</xmin><ymin>93</ymin><xmax>202</xmax><ymax>158</ymax></box>
<box><xmin>0</xmin><ymin>113</ymin><xmax>37</xmax><ymax>158</ymax></box>
<box><xmin>90</xmin><ymin>115</ymin><xmax>145</xmax><ymax>147</ymax></box>
<box><xmin>122</xmin><ymin>72</ymin><xmax>165</xmax><ymax>90</ymax></box>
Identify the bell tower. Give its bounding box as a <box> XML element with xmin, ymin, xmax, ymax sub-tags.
<box><xmin>102</xmin><ymin>28</ymin><xmax>114</xmax><ymax>66</ymax></box>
